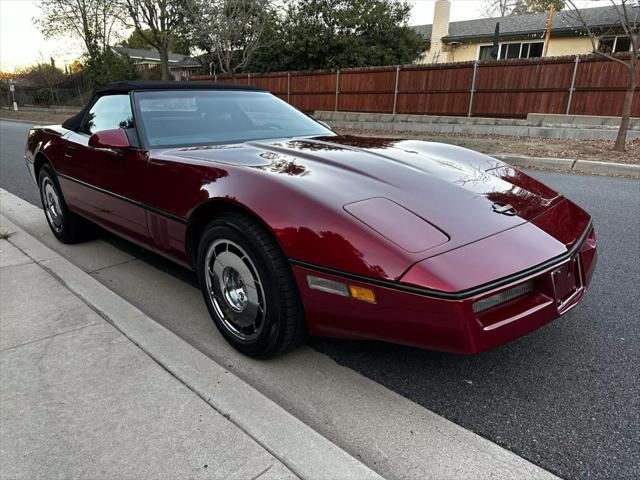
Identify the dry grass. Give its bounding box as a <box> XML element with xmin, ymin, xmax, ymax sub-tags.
<box><xmin>0</xmin><ymin>110</ymin><xmax>73</xmax><ymax>125</ymax></box>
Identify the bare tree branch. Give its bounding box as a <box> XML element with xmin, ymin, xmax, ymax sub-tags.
<box><xmin>564</xmin><ymin>0</ymin><xmax>638</xmax><ymax>152</ymax></box>
<box><xmin>36</xmin><ymin>0</ymin><xmax>124</xmax><ymax>60</ymax></box>
<box><xmin>185</xmin><ymin>0</ymin><xmax>276</xmax><ymax>78</ymax></box>
<box><xmin>120</xmin><ymin>0</ymin><xmax>187</xmax><ymax>80</ymax></box>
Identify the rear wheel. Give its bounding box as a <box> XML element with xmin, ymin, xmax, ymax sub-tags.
<box><xmin>38</xmin><ymin>164</ymin><xmax>89</xmax><ymax>243</ymax></box>
<box><xmin>197</xmin><ymin>214</ymin><xmax>306</xmax><ymax>358</ymax></box>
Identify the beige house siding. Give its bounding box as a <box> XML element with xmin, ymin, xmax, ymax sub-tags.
<box><xmin>450</xmin><ymin>43</ymin><xmax>479</xmax><ymax>63</ymax></box>
<box><xmin>545</xmin><ymin>37</ymin><xmax>593</xmax><ymax>57</ymax></box>
<box><xmin>418</xmin><ymin>36</ymin><xmax>595</xmax><ymax>64</ymax></box>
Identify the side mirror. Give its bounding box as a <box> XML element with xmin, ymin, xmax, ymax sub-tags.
<box><xmin>88</xmin><ymin>129</ymin><xmax>130</xmax><ymax>150</ymax></box>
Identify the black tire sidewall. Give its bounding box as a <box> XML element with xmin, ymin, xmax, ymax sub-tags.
<box><xmin>38</xmin><ymin>165</ymin><xmax>74</xmax><ymax>242</ymax></box>
<box><xmin>197</xmin><ymin>219</ymin><xmax>286</xmax><ymax>357</ymax></box>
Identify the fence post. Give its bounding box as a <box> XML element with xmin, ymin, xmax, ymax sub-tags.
<box><xmin>335</xmin><ymin>69</ymin><xmax>340</xmax><ymax>112</ymax></box>
<box><xmin>247</xmin><ymin>72</ymin><xmax>251</xmax><ymax>85</ymax></box>
<box><xmin>287</xmin><ymin>72</ymin><xmax>291</xmax><ymax>103</ymax></box>
<box><xmin>392</xmin><ymin>65</ymin><xmax>400</xmax><ymax>115</ymax></box>
<box><xmin>566</xmin><ymin>55</ymin><xmax>580</xmax><ymax>115</ymax></box>
<box><xmin>468</xmin><ymin>60</ymin><xmax>478</xmax><ymax>117</ymax></box>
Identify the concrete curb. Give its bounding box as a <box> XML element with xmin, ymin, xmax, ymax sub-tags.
<box><xmin>492</xmin><ymin>154</ymin><xmax>640</xmax><ymax>178</ymax></box>
<box><xmin>0</xmin><ymin>213</ymin><xmax>384</xmax><ymax>480</ymax></box>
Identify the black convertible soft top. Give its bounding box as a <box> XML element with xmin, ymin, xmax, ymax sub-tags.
<box><xmin>62</xmin><ymin>81</ymin><xmax>265</xmax><ymax>131</ymax></box>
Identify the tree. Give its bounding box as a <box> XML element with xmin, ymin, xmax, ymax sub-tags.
<box><xmin>16</xmin><ymin>63</ymin><xmax>65</xmax><ymax>86</ymax></box>
<box><xmin>565</xmin><ymin>0</ymin><xmax>639</xmax><ymax>152</ymax></box>
<box><xmin>69</xmin><ymin>60</ymin><xmax>84</xmax><ymax>73</ymax></box>
<box><xmin>120</xmin><ymin>28</ymin><xmax>191</xmax><ymax>55</ymax></box>
<box><xmin>121</xmin><ymin>0</ymin><xmax>187</xmax><ymax>80</ymax></box>
<box><xmin>482</xmin><ymin>0</ymin><xmax>564</xmax><ymax>17</ymax></box>
<box><xmin>36</xmin><ymin>0</ymin><xmax>124</xmax><ymax>62</ymax></box>
<box><xmin>85</xmin><ymin>49</ymin><xmax>140</xmax><ymax>86</ymax></box>
<box><xmin>512</xmin><ymin>0</ymin><xmax>565</xmax><ymax>15</ymax></box>
<box><xmin>249</xmin><ymin>0</ymin><xmax>425</xmax><ymax>72</ymax></box>
<box><xmin>482</xmin><ymin>0</ymin><xmax>517</xmax><ymax>17</ymax></box>
<box><xmin>185</xmin><ymin>0</ymin><xmax>275</xmax><ymax>78</ymax></box>
<box><xmin>35</xmin><ymin>0</ymin><xmax>138</xmax><ymax>86</ymax></box>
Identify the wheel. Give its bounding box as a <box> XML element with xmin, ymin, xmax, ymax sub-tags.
<box><xmin>197</xmin><ymin>214</ymin><xmax>307</xmax><ymax>358</ymax></box>
<box><xmin>38</xmin><ymin>164</ymin><xmax>88</xmax><ymax>243</ymax></box>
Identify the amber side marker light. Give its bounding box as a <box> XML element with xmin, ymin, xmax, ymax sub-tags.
<box><xmin>307</xmin><ymin>275</ymin><xmax>377</xmax><ymax>304</ymax></box>
<box><xmin>349</xmin><ymin>285</ymin><xmax>377</xmax><ymax>304</ymax></box>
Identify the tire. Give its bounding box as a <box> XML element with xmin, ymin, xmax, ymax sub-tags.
<box><xmin>38</xmin><ymin>164</ymin><xmax>89</xmax><ymax>243</ymax></box>
<box><xmin>197</xmin><ymin>213</ymin><xmax>307</xmax><ymax>358</ymax></box>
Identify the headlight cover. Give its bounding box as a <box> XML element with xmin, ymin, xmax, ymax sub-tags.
<box><xmin>344</xmin><ymin>197</ymin><xmax>449</xmax><ymax>253</ymax></box>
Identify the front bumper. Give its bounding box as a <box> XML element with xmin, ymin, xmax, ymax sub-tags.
<box><xmin>293</xmin><ymin>226</ymin><xmax>596</xmax><ymax>354</ymax></box>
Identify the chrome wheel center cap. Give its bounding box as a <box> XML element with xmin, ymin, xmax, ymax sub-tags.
<box><xmin>222</xmin><ymin>267</ymin><xmax>249</xmax><ymax>312</ymax></box>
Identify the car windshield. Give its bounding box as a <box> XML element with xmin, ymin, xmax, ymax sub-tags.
<box><xmin>133</xmin><ymin>90</ymin><xmax>334</xmax><ymax>148</ymax></box>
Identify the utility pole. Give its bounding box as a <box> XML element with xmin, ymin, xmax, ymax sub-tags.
<box><xmin>9</xmin><ymin>79</ymin><xmax>17</xmax><ymax>111</ymax></box>
<box><xmin>543</xmin><ymin>3</ymin><xmax>555</xmax><ymax>57</ymax></box>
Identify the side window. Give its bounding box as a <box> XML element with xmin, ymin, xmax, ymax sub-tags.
<box><xmin>478</xmin><ymin>45</ymin><xmax>493</xmax><ymax>60</ymax></box>
<box><xmin>82</xmin><ymin>94</ymin><xmax>134</xmax><ymax>135</ymax></box>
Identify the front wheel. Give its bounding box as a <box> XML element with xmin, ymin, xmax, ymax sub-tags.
<box><xmin>38</xmin><ymin>164</ymin><xmax>89</xmax><ymax>243</ymax></box>
<box><xmin>197</xmin><ymin>214</ymin><xmax>307</xmax><ymax>358</ymax></box>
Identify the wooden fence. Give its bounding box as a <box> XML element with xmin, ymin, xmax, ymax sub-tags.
<box><xmin>191</xmin><ymin>54</ymin><xmax>640</xmax><ymax>119</ymax></box>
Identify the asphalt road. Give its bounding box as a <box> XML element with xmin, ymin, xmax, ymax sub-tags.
<box><xmin>1</xmin><ymin>119</ymin><xmax>639</xmax><ymax>479</ymax></box>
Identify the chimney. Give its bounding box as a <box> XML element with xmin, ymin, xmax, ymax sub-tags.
<box><xmin>428</xmin><ymin>0</ymin><xmax>451</xmax><ymax>63</ymax></box>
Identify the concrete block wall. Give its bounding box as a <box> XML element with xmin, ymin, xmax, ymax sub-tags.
<box><xmin>314</xmin><ymin>111</ymin><xmax>640</xmax><ymax>141</ymax></box>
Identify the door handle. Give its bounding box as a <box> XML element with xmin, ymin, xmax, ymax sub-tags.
<box><xmin>64</xmin><ymin>146</ymin><xmax>76</xmax><ymax>158</ymax></box>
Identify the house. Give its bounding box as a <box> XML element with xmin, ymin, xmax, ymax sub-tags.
<box><xmin>111</xmin><ymin>46</ymin><xmax>202</xmax><ymax>80</ymax></box>
<box><xmin>412</xmin><ymin>1</ymin><xmax>636</xmax><ymax>64</ymax></box>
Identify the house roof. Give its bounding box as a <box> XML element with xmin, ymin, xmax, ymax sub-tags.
<box><xmin>170</xmin><ymin>57</ymin><xmax>202</xmax><ymax>68</ymax></box>
<box><xmin>111</xmin><ymin>46</ymin><xmax>188</xmax><ymax>63</ymax></box>
<box><xmin>412</xmin><ymin>4</ymin><xmax>636</xmax><ymax>43</ymax></box>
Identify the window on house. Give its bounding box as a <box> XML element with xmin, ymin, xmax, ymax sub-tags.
<box><xmin>479</xmin><ymin>45</ymin><xmax>494</xmax><ymax>60</ymax></box>
<box><xmin>525</xmin><ymin>42</ymin><xmax>544</xmax><ymax>58</ymax></box>
<box><xmin>500</xmin><ymin>43</ymin><xmax>520</xmax><ymax>59</ymax></box>
<box><xmin>599</xmin><ymin>36</ymin><xmax>632</xmax><ymax>54</ymax></box>
<box><xmin>614</xmin><ymin>36</ymin><xmax>631</xmax><ymax>53</ymax></box>
<box><xmin>599</xmin><ymin>37</ymin><xmax>615</xmax><ymax>53</ymax></box>
<box><xmin>480</xmin><ymin>42</ymin><xmax>545</xmax><ymax>60</ymax></box>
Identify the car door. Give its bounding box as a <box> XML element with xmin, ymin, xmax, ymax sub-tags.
<box><xmin>56</xmin><ymin>93</ymin><xmax>151</xmax><ymax>246</ymax></box>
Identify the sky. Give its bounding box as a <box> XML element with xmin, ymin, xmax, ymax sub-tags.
<box><xmin>0</xmin><ymin>0</ymin><xmax>608</xmax><ymax>72</ymax></box>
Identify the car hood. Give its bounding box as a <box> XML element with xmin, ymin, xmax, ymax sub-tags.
<box><xmin>167</xmin><ymin>135</ymin><xmax>563</xmax><ymax>258</ymax></box>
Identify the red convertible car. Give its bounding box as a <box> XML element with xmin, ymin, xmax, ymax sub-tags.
<box><xmin>25</xmin><ymin>81</ymin><xmax>596</xmax><ymax>357</ymax></box>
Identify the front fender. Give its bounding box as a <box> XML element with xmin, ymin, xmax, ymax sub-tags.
<box><xmin>146</xmin><ymin>153</ymin><xmax>418</xmax><ymax>281</ymax></box>
<box><xmin>26</xmin><ymin>125</ymin><xmax>68</xmax><ymax>181</ymax></box>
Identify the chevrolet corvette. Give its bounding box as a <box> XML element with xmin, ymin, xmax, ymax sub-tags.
<box><xmin>25</xmin><ymin>81</ymin><xmax>597</xmax><ymax>357</ymax></box>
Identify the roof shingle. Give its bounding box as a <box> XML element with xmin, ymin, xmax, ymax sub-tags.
<box><xmin>412</xmin><ymin>4</ymin><xmax>636</xmax><ymax>43</ymax></box>
<box><xmin>111</xmin><ymin>46</ymin><xmax>188</xmax><ymax>63</ymax></box>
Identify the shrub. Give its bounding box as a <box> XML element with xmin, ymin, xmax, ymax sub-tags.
<box><xmin>33</xmin><ymin>88</ymin><xmax>55</xmax><ymax>106</ymax></box>
<box><xmin>85</xmin><ymin>49</ymin><xmax>140</xmax><ymax>87</ymax></box>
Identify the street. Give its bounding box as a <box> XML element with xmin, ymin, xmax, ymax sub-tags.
<box><xmin>1</xmin><ymin>119</ymin><xmax>639</xmax><ymax>479</ymax></box>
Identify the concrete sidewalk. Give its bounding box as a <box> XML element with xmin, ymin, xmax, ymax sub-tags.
<box><xmin>0</xmin><ymin>229</ymin><xmax>297</xmax><ymax>479</ymax></box>
<box><xmin>0</xmin><ymin>215</ymin><xmax>381</xmax><ymax>480</ymax></box>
